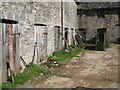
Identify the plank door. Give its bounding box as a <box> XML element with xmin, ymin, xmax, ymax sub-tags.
<box><xmin>96</xmin><ymin>29</ymin><xmax>107</xmax><ymax>51</ymax></box>
<box><xmin>54</xmin><ymin>26</ymin><xmax>60</xmax><ymax>50</ymax></box>
<box><xmin>2</xmin><ymin>23</ymin><xmax>9</xmax><ymax>82</ymax></box>
<box><xmin>35</xmin><ymin>26</ymin><xmax>47</xmax><ymax>63</ymax></box>
<box><xmin>2</xmin><ymin>23</ymin><xmax>20</xmax><ymax>78</ymax></box>
<box><xmin>12</xmin><ymin>24</ymin><xmax>20</xmax><ymax>74</ymax></box>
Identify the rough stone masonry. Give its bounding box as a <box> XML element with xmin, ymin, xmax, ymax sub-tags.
<box><xmin>0</xmin><ymin>1</ymin><xmax>78</xmax><ymax>83</ymax></box>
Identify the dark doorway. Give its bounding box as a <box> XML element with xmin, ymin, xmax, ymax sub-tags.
<box><xmin>96</xmin><ymin>28</ymin><xmax>107</xmax><ymax>51</ymax></box>
<box><xmin>64</xmin><ymin>27</ymin><xmax>69</xmax><ymax>47</ymax></box>
<box><xmin>54</xmin><ymin>26</ymin><xmax>61</xmax><ymax>50</ymax></box>
<box><xmin>78</xmin><ymin>28</ymin><xmax>86</xmax><ymax>43</ymax></box>
<box><xmin>75</xmin><ymin>28</ymin><xmax>86</xmax><ymax>45</ymax></box>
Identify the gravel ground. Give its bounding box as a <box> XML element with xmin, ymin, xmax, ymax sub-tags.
<box><xmin>19</xmin><ymin>44</ymin><xmax>119</xmax><ymax>89</ymax></box>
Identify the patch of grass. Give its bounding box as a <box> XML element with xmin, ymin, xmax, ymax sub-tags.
<box><xmin>2</xmin><ymin>63</ymin><xmax>49</xmax><ymax>89</ymax></box>
<box><xmin>48</xmin><ymin>44</ymin><xmax>86</xmax><ymax>62</ymax></box>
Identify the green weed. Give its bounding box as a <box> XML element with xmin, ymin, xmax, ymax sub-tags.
<box><xmin>2</xmin><ymin>63</ymin><xmax>49</xmax><ymax>89</ymax></box>
<box><xmin>48</xmin><ymin>44</ymin><xmax>85</xmax><ymax>62</ymax></box>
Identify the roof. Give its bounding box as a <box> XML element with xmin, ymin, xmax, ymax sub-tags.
<box><xmin>77</xmin><ymin>2</ymin><xmax>120</xmax><ymax>10</ymax></box>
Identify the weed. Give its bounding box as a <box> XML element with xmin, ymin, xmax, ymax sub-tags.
<box><xmin>48</xmin><ymin>44</ymin><xmax>85</xmax><ymax>62</ymax></box>
<box><xmin>2</xmin><ymin>63</ymin><xmax>49</xmax><ymax>88</ymax></box>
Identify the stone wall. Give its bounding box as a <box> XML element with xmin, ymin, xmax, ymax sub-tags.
<box><xmin>63</xmin><ymin>2</ymin><xmax>78</xmax><ymax>45</ymax></box>
<box><xmin>106</xmin><ymin>14</ymin><xmax>119</xmax><ymax>42</ymax></box>
<box><xmin>78</xmin><ymin>9</ymin><xmax>119</xmax><ymax>42</ymax></box>
<box><xmin>0</xmin><ymin>1</ymin><xmax>78</xmax><ymax>83</ymax></box>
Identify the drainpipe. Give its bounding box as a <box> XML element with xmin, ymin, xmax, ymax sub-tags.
<box><xmin>61</xmin><ymin>0</ymin><xmax>63</xmax><ymax>47</ymax></box>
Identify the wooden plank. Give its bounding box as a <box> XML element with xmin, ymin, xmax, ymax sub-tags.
<box><xmin>0</xmin><ymin>22</ymin><xmax>3</xmax><ymax>84</ymax></box>
<box><xmin>1</xmin><ymin>23</ymin><xmax>7</xmax><ymax>83</ymax></box>
<box><xmin>13</xmin><ymin>24</ymin><xmax>20</xmax><ymax>74</ymax></box>
<box><xmin>9</xmin><ymin>24</ymin><xmax>15</xmax><ymax>74</ymax></box>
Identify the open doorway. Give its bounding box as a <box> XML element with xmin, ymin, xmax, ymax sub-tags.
<box><xmin>78</xmin><ymin>28</ymin><xmax>86</xmax><ymax>43</ymax></box>
<box><xmin>54</xmin><ymin>26</ymin><xmax>61</xmax><ymax>50</ymax></box>
<box><xmin>64</xmin><ymin>27</ymin><xmax>69</xmax><ymax>47</ymax></box>
<box><xmin>96</xmin><ymin>28</ymin><xmax>108</xmax><ymax>51</ymax></box>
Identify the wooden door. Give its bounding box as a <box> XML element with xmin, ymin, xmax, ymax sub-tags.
<box><xmin>2</xmin><ymin>23</ymin><xmax>20</xmax><ymax>82</ymax></box>
<box><xmin>9</xmin><ymin>24</ymin><xmax>20</xmax><ymax>74</ymax></box>
<box><xmin>2</xmin><ymin>23</ymin><xmax>9</xmax><ymax>82</ymax></box>
<box><xmin>35</xmin><ymin>26</ymin><xmax>47</xmax><ymax>63</ymax></box>
<box><xmin>96</xmin><ymin>29</ymin><xmax>107</xmax><ymax>51</ymax></box>
<box><xmin>96</xmin><ymin>33</ymin><xmax>104</xmax><ymax>50</ymax></box>
<box><xmin>12</xmin><ymin>24</ymin><xmax>20</xmax><ymax>74</ymax></box>
<box><xmin>54</xmin><ymin>26</ymin><xmax>60</xmax><ymax>50</ymax></box>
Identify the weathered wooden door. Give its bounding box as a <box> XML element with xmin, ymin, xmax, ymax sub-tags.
<box><xmin>54</xmin><ymin>26</ymin><xmax>61</xmax><ymax>50</ymax></box>
<box><xmin>12</xmin><ymin>24</ymin><xmax>20</xmax><ymax>74</ymax></box>
<box><xmin>2</xmin><ymin>23</ymin><xmax>9</xmax><ymax>82</ymax></box>
<box><xmin>1</xmin><ymin>21</ymin><xmax>19</xmax><ymax>82</ymax></box>
<box><xmin>35</xmin><ymin>25</ymin><xmax>47</xmax><ymax>63</ymax></box>
<box><xmin>96</xmin><ymin>28</ymin><xmax>107</xmax><ymax>50</ymax></box>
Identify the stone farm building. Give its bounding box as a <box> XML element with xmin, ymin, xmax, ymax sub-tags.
<box><xmin>77</xmin><ymin>2</ymin><xmax>120</xmax><ymax>45</ymax></box>
<box><xmin>0</xmin><ymin>1</ymin><xmax>120</xmax><ymax>83</ymax></box>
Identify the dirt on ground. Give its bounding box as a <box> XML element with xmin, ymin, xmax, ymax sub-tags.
<box><xmin>19</xmin><ymin>44</ymin><xmax>119</xmax><ymax>89</ymax></box>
